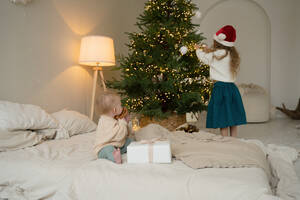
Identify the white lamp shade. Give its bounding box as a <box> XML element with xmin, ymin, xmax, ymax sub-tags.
<box><xmin>79</xmin><ymin>36</ymin><xmax>115</xmax><ymax>66</ymax></box>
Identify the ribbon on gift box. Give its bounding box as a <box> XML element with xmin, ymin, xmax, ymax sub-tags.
<box><xmin>138</xmin><ymin>138</ymin><xmax>165</xmax><ymax>163</ymax></box>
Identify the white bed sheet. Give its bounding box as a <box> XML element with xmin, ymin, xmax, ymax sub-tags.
<box><xmin>0</xmin><ymin>132</ymin><xmax>279</xmax><ymax>200</ymax></box>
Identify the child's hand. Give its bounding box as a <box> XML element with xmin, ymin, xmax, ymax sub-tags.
<box><xmin>202</xmin><ymin>45</ymin><xmax>209</xmax><ymax>52</ymax></box>
<box><xmin>124</xmin><ymin>112</ymin><xmax>130</xmax><ymax>123</ymax></box>
<box><xmin>114</xmin><ymin>107</ymin><xmax>128</xmax><ymax>120</ymax></box>
<box><xmin>194</xmin><ymin>44</ymin><xmax>201</xmax><ymax>49</ymax></box>
<box><xmin>115</xmin><ymin>107</ymin><xmax>130</xmax><ymax>123</ymax></box>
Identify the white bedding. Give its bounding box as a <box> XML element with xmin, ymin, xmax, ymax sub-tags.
<box><xmin>0</xmin><ymin>131</ymin><xmax>290</xmax><ymax>200</ymax></box>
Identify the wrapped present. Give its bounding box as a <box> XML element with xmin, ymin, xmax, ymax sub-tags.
<box><xmin>127</xmin><ymin>139</ymin><xmax>171</xmax><ymax>164</ymax></box>
<box><xmin>186</xmin><ymin>112</ymin><xmax>198</xmax><ymax>123</ymax></box>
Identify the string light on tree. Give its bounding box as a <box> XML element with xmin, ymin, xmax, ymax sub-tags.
<box><xmin>107</xmin><ymin>0</ymin><xmax>212</xmax><ymax>119</ymax></box>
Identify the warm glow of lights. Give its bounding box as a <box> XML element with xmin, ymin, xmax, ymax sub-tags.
<box><xmin>52</xmin><ymin>0</ymin><xmax>103</xmax><ymax>35</ymax></box>
<box><xmin>131</xmin><ymin>117</ymin><xmax>140</xmax><ymax>132</ymax></box>
<box><xmin>31</xmin><ymin>65</ymin><xmax>92</xmax><ymax>114</ymax></box>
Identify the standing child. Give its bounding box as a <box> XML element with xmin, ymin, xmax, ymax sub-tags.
<box><xmin>195</xmin><ymin>25</ymin><xmax>247</xmax><ymax>137</ymax></box>
<box><xmin>94</xmin><ymin>91</ymin><xmax>132</xmax><ymax>164</ymax></box>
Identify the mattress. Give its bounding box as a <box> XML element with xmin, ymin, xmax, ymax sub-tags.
<box><xmin>0</xmin><ymin>132</ymin><xmax>282</xmax><ymax>200</ymax></box>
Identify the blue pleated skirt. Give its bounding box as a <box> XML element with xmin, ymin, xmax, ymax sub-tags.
<box><xmin>206</xmin><ymin>81</ymin><xmax>247</xmax><ymax>128</ymax></box>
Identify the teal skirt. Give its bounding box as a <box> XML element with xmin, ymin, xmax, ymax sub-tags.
<box><xmin>206</xmin><ymin>81</ymin><xmax>247</xmax><ymax>128</ymax></box>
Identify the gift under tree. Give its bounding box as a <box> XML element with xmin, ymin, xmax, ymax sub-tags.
<box><xmin>108</xmin><ymin>0</ymin><xmax>212</xmax><ymax>129</ymax></box>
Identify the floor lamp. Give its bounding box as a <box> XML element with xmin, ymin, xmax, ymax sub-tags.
<box><xmin>79</xmin><ymin>36</ymin><xmax>115</xmax><ymax>120</ymax></box>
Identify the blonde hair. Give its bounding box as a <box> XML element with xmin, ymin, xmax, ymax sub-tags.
<box><xmin>205</xmin><ymin>40</ymin><xmax>240</xmax><ymax>77</ymax></box>
<box><xmin>97</xmin><ymin>91</ymin><xmax>121</xmax><ymax>114</ymax></box>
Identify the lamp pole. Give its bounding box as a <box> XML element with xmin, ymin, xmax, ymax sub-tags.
<box><xmin>90</xmin><ymin>63</ymin><xmax>107</xmax><ymax>120</ymax></box>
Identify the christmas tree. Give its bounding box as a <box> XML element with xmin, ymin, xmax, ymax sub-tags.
<box><xmin>108</xmin><ymin>0</ymin><xmax>212</xmax><ymax>119</ymax></box>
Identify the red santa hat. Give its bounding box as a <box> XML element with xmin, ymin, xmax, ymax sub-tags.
<box><xmin>213</xmin><ymin>25</ymin><xmax>236</xmax><ymax>47</ymax></box>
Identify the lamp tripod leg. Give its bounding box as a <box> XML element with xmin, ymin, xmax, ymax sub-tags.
<box><xmin>99</xmin><ymin>69</ymin><xmax>107</xmax><ymax>91</ymax></box>
<box><xmin>90</xmin><ymin>69</ymin><xmax>98</xmax><ymax>120</ymax></box>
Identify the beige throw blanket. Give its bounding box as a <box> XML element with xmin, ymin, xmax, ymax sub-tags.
<box><xmin>136</xmin><ymin>124</ymin><xmax>271</xmax><ymax>178</ymax></box>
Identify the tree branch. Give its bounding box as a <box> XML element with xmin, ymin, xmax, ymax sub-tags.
<box><xmin>276</xmin><ymin>99</ymin><xmax>300</xmax><ymax>120</ymax></box>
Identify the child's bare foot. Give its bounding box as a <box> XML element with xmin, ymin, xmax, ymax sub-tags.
<box><xmin>113</xmin><ymin>148</ymin><xmax>122</xmax><ymax>164</ymax></box>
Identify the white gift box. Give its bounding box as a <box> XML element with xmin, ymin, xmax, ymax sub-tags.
<box><xmin>186</xmin><ymin>112</ymin><xmax>199</xmax><ymax>123</ymax></box>
<box><xmin>127</xmin><ymin>140</ymin><xmax>172</xmax><ymax>164</ymax></box>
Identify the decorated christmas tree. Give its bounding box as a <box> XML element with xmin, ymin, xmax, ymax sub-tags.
<box><xmin>108</xmin><ymin>0</ymin><xmax>212</xmax><ymax>119</ymax></box>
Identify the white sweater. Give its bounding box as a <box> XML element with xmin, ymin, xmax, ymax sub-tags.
<box><xmin>196</xmin><ymin>49</ymin><xmax>236</xmax><ymax>82</ymax></box>
<box><xmin>94</xmin><ymin>115</ymin><xmax>128</xmax><ymax>154</ymax></box>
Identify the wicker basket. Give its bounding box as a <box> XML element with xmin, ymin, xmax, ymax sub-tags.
<box><xmin>140</xmin><ymin>114</ymin><xmax>186</xmax><ymax>131</ymax></box>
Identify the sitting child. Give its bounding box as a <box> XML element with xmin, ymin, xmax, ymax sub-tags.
<box><xmin>94</xmin><ymin>91</ymin><xmax>132</xmax><ymax>164</ymax></box>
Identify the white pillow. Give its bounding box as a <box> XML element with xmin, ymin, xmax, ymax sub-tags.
<box><xmin>51</xmin><ymin>109</ymin><xmax>97</xmax><ymax>137</ymax></box>
<box><xmin>0</xmin><ymin>101</ymin><xmax>58</xmax><ymax>131</ymax></box>
<box><xmin>0</xmin><ymin>129</ymin><xmax>57</xmax><ymax>152</ymax></box>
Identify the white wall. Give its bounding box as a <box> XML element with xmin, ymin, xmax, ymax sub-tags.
<box><xmin>256</xmin><ymin>0</ymin><xmax>299</xmax><ymax>109</ymax></box>
<box><xmin>193</xmin><ymin>0</ymin><xmax>299</xmax><ymax>108</ymax></box>
<box><xmin>198</xmin><ymin>0</ymin><xmax>270</xmax><ymax>92</ymax></box>
<box><xmin>0</xmin><ymin>0</ymin><xmax>146</xmax><ymax>116</ymax></box>
<box><xmin>0</xmin><ymin>0</ymin><xmax>298</xmax><ymax>117</ymax></box>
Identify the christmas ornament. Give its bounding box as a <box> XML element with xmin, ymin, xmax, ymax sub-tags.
<box><xmin>195</xmin><ymin>11</ymin><xmax>202</xmax><ymax>19</ymax></box>
<box><xmin>179</xmin><ymin>46</ymin><xmax>188</xmax><ymax>55</ymax></box>
<box><xmin>157</xmin><ymin>73</ymin><xmax>164</xmax><ymax>81</ymax></box>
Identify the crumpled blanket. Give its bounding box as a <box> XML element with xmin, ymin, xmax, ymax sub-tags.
<box><xmin>169</xmin><ymin>131</ymin><xmax>271</xmax><ymax>178</ymax></box>
<box><xmin>266</xmin><ymin>144</ymin><xmax>300</xmax><ymax>200</ymax></box>
<box><xmin>136</xmin><ymin>124</ymin><xmax>300</xmax><ymax>200</ymax></box>
<box><xmin>136</xmin><ymin>124</ymin><xmax>271</xmax><ymax>179</ymax></box>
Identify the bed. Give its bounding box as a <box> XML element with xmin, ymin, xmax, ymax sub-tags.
<box><xmin>0</xmin><ymin>101</ymin><xmax>299</xmax><ymax>200</ymax></box>
<box><xmin>0</xmin><ymin>131</ymin><xmax>274</xmax><ymax>200</ymax></box>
